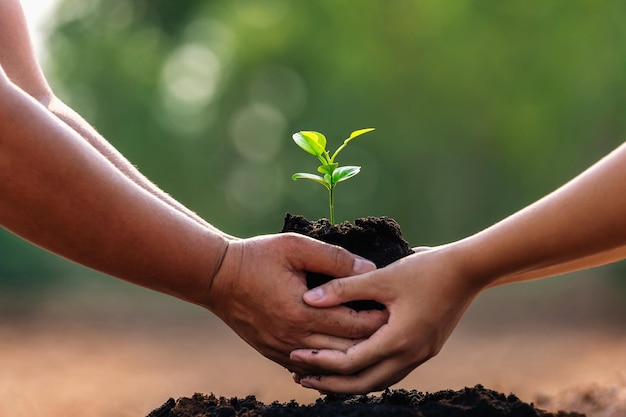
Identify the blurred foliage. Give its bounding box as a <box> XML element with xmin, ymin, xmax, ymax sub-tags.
<box><xmin>2</xmin><ymin>0</ymin><xmax>626</xmax><ymax>291</ymax></box>
<box><xmin>0</xmin><ymin>230</ymin><xmax>62</xmax><ymax>292</ymax></box>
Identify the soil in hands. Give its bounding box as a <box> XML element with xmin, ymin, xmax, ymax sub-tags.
<box><xmin>280</xmin><ymin>213</ymin><xmax>414</xmax><ymax>310</ymax></box>
<box><xmin>147</xmin><ymin>385</ymin><xmax>584</xmax><ymax>417</ymax></box>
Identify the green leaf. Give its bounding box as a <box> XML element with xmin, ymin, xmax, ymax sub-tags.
<box><xmin>331</xmin><ymin>127</ymin><xmax>375</xmax><ymax>161</ymax></box>
<box><xmin>292</xmin><ymin>172</ymin><xmax>331</xmax><ymax>190</ymax></box>
<box><xmin>292</xmin><ymin>131</ymin><xmax>327</xmax><ymax>157</ymax></box>
<box><xmin>317</xmin><ymin>163</ymin><xmax>338</xmax><ymax>175</ymax></box>
<box><xmin>332</xmin><ymin>165</ymin><xmax>361</xmax><ymax>184</ymax></box>
<box><xmin>347</xmin><ymin>127</ymin><xmax>375</xmax><ymax>141</ymax></box>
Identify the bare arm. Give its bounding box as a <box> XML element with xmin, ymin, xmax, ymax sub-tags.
<box><xmin>488</xmin><ymin>245</ymin><xmax>626</xmax><ymax>286</ymax></box>
<box><xmin>458</xmin><ymin>142</ymin><xmax>626</xmax><ymax>285</ymax></box>
<box><xmin>0</xmin><ymin>0</ymin><xmax>230</xmax><ymax>234</ymax></box>
<box><xmin>416</xmin><ymin>244</ymin><xmax>626</xmax><ymax>287</ymax></box>
<box><xmin>42</xmin><ymin>97</ymin><xmax>234</xmax><ymax>234</ymax></box>
<box><xmin>0</xmin><ymin>67</ymin><xmax>228</xmax><ymax>301</ymax></box>
<box><xmin>292</xmin><ymin>141</ymin><xmax>626</xmax><ymax>394</ymax></box>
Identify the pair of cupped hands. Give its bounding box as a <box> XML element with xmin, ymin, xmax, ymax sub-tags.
<box><xmin>203</xmin><ymin>233</ymin><xmax>481</xmax><ymax>395</ymax></box>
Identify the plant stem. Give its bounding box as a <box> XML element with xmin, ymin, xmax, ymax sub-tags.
<box><xmin>329</xmin><ymin>187</ymin><xmax>335</xmax><ymax>224</ymax></box>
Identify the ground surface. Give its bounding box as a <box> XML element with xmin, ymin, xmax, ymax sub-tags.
<box><xmin>1</xmin><ymin>271</ymin><xmax>625</xmax><ymax>417</ymax></box>
<box><xmin>148</xmin><ymin>386</ymin><xmax>585</xmax><ymax>416</ymax></box>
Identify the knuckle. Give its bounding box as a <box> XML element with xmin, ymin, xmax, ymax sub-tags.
<box><xmin>331</xmin><ymin>246</ymin><xmax>351</xmax><ymax>274</ymax></box>
<box><xmin>410</xmin><ymin>344</ymin><xmax>439</xmax><ymax>369</ymax></box>
<box><xmin>346</xmin><ymin>323</ymin><xmax>359</xmax><ymax>339</ymax></box>
<box><xmin>329</xmin><ymin>278</ymin><xmax>347</xmax><ymax>297</ymax></box>
<box><xmin>290</xmin><ymin>314</ymin><xmax>309</xmax><ymax>330</ymax></box>
<box><xmin>279</xmin><ymin>232</ymin><xmax>302</xmax><ymax>250</ymax></box>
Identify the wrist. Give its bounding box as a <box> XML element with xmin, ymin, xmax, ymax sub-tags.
<box><xmin>182</xmin><ymin>231</ymin><xmax>231</xmax><ymax>309</ymax></box>
<box><xmin>442</xmin><ymin>237</ymin><xmax>504</xmax><ymax>292</ymax></box>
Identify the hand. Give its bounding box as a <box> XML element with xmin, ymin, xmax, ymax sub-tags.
<box><xmin>204</xmin><ymin>233</ymin><xmax>389</xmax><ymax>374</ymax></box>
<box><xmin>290</xmin><ymin>245</ymin><xmax>483</xmax><ymax>394</ymax></box>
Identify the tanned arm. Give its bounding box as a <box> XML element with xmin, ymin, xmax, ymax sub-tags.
<box><xmin>0</xmin><ymin>0</ymin><xmax>226</xmax><ymax>233</ymax></box>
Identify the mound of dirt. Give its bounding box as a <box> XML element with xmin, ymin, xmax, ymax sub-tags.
<box><xmin>147</xmin><ymin>385</ymin><xmax>584</xmax><ymax>417</ymax></box>
<box><xmin>280</xmin><ymin>213</ymin><xmax>414</xmax><ymax>310</ymax></box>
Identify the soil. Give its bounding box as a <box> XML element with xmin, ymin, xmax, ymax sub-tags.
<box><xmin>147</xmin><ymin>385</ymin><xmax>584</xmax><ymax>417</ymax></box>
<box><xmin>280</xmin><ymin>213</ymin><xmax>414</xmax><ymax>310</ymax></box>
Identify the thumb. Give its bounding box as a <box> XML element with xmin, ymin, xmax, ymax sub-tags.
<box><xmin>303</xmin><ymin>273</ymin><xmax>377</xmax><ymax>307</ymax></box>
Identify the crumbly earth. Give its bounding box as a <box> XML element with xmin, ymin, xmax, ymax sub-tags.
<box><xmin>280</xmin><ymin>213</ymin><xmax>413</xmax><ymax>271</ymax></box>
<box><xmin>147</xmin><ymin>385</ymin><xmax>584</xmax><ymax>417</ymax></box>
<box><xmin>280</xmin><ymin>213</ymin><xmax>414</xmax><ymax>310</ymax></box>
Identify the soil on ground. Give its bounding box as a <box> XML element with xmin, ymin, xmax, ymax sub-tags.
<box><xmin>147</xmin><ymin>385</ymin><xmax>583</xmax><ymax>417</ymax></box>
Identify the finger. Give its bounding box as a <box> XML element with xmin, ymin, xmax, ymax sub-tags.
<box><xmin>299</xmin><ymin>371</ymin><xmax>385</xmax><ymax>395</ymax></box>
<box><xmin>301</xmin><ymin>333</ymin><xmax>365</xmax><ymax>352</ymax></box>
<box><xmin>297</xmin><ymin>359</ymin><xmax>417</xmax><ymax>395</ymax></box>
<box><xmin>306</xmin><ymin>305</ymin><xmax>388</xmax><ymax>339</ymax></box>
<box><xmin>303</xmin><ymin>273</ymin><xmax>381</xmax><ymax>308</ymax></box>
<box><xmin>291</xmin><ymin>326</ymin><xmax>391</xmax><ymax>375</ymax></box>
<box><xmin>289</xmin><ymin>234</ymin><xmax>376</xmax><ymax>277</ymax></box>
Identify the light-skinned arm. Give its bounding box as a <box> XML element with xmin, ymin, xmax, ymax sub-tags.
<box><xmin>291</xmin><ymin>141</ymin><xmax>626</xmax><ymax>393</ymax></box>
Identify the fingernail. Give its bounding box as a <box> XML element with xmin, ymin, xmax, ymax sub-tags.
<box><xmin>353</xmin><ymin>258</ymin><xmax>376</xmax><ymax>274</ymax></box>
<box><xmin>304</xmin><ymin>287</ymin><xmax>324</xmax><ymax>302</ymax></box>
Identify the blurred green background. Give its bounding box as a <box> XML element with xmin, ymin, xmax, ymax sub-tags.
<box><xmin>2</xmin><ymin>0</ymin><xmax>626</xmax><ymax>304</ymax></box>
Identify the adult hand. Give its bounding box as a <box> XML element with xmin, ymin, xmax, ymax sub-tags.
<box><xmin>290</xmin><ymin>245</ymin><xmax>483</xmax><ymax>394</ymax></box>
<box><xmin>204</xmin><ymin>233</ymin><xmax>389</xmax><ymax>374</ymax></box>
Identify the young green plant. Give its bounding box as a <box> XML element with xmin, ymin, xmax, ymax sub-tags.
<box><xmin>291</xmin><ymin>128</ymin><xmax>375</xmax><ymax>224</ymax></box>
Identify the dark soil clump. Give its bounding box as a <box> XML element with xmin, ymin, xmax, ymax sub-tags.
<box><xmin>147</xmin><ymin>385</ymin><xmax>584</xmax><ymax>417</ymax></box>
<box><xmin>280</xmin><ymin>213</ymin><xmax>414</xmax><ymax>310</ymax></box>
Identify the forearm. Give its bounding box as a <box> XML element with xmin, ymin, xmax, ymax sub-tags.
<box><xmin>41</xmin><ymin>95</ymin><xmax>233</xmax><ymax>237</ymax></box>
<box><xmin>0</xmin><ymin>0</ymin><xmax>218</xmax><ymax>235</ymax></box>
<box><xmin>0</xmin><ymin>76</ymin><xmax>228</xmax><ymax>305</ymax></box>
<box><xmin>487</xmin><ymin>245</ymin><xmax>626</xmax><ymax>287</ymax></box>
<box><xmin>454</xmin><ymin>142</ymin><xmax>626</xmax><ymax>288</ymax></box>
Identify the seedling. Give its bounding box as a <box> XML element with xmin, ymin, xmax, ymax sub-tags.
<box><xmin>291</xmin><ymin>128</ymin><xmax>375</xmax><ymax>224</ymax></box>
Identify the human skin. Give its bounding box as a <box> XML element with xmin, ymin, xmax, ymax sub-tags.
<box><xmin>291</xmin><ymin>141</ymin><xmax>626</xmax><ymax>393</ymax></box>
<box><xmin>0</xmin><ymin>0</ymin><xmax>387</xmax><ymax>374</ymax></box>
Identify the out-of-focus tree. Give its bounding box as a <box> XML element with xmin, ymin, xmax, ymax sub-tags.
<box><xmin>3</xmin><ymin>0</ymin><xmax>626</xmax><ymax>291</ymax></box>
